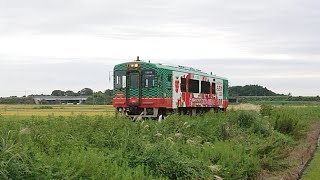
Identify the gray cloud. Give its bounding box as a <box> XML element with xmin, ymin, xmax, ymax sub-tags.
<box><xmin>0</xmin><ymin>0</ymin><xmax>319</xmax><ymax>96</ymax></box>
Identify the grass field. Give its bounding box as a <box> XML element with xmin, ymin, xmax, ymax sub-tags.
<box><xmin>0</xmin><ymin>104</ymin><xmax>320</xmax><ymax>179</ymax></box>
<box><xmin>302</xmin><ymin>141</ymin><xmax>320</xmax><ymax>179</ymax></box>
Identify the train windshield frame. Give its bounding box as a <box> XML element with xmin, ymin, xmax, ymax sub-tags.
<box><xmin>142</xmin><ymin>70</ymin><xmax>155</xmax><ymax>88</ymax></box>
<box><xmin>114</xmin><ymin>71</ymin><xmax>126</xmax><ymax>88</ymax></box>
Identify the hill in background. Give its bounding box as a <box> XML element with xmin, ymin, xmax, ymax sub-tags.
<box><xmin>229</xmin><ymin>85</ymin><xmax>283</xmax><ymax>97</ymax></box>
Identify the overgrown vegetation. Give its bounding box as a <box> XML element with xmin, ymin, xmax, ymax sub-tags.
<box><xmin>0</xmin><ymin>106</ymin><xmax>320</xmax><ymax>179</ymax></box>
<box><xmin>260</xmin><ymin>104</ymin><xmax>273</xmax><ymax>116</ymax></box>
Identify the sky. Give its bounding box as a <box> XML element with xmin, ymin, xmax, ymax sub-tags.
<box><xmin>0</xmin><ymin>0</ymin><xmax>319</xmax><ymax>97</ymax></box>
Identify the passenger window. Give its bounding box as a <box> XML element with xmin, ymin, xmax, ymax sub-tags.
<box><xmin>188</xmin><ymin>79</ymin><xmax>199</xmax><ymax>93</ymax></box>
<box><xmin>212</xmin><ymin>82</ymin><xmax>216</xmax><ymax>95</ymax></box>
<box><xmin>201</xmin><ymin>81</ymin><xmax>210</xmax><ymax>94</ymax></box>
<box><xmin>181</xmin><ymin>78</ymin><xmax>186</xmax><ymax>92</ymax></box>
<box><xmin>167</xmin><ymin>75</ymin><xmax>172</xmax><ymax>90</ymax></box>
<box><xmin>142</xmin><ymin>70</ymin><xmax>155</xmax><ymax>88</ymax></box>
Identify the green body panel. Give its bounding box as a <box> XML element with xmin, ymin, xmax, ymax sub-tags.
<box><xmin>157</xmin><ymin>68</ymin><xmax>173</xmax><ymax>97</ymax></box>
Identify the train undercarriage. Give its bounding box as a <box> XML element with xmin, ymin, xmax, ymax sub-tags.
<box><xmin>115</xmin><ymin>106</ymin><xmax>226</xmax><ymax>119</ymax></box>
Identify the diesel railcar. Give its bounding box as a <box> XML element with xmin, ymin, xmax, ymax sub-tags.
<box><xmin>112</xmin><ymin>57</ymin><xmax>228</xmax><ymax>118</ymax></box>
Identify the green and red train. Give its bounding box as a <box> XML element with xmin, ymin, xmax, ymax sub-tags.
<box><xmin>112</xmin><ymin>57</ymin><xmax>228</xmax><ymax>118</ymax></box>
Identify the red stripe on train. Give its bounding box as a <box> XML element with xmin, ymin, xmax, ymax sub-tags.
<box><xmin>113</xmin><ymin>97</ymin><xmax>172</xmax><ymax>108</ymax></box>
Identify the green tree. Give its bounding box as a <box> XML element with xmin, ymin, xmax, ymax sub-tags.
<box><xmin>65</xmin><ymin>90</ymin><xmax>76</xmax><ymax>96</ymax></box>
<box><xmin>51</xmin><ymin>90</ymin><xmax>65</xmax><ymax>96</ymax></box>
<box><xmin>78</xmin><ymin>88</ymin><xmax>93</xmax><ymax>96</ymax></box>
<box><xmin>229</xmin><ymin>85</ymin><xmax>279</xmax><ymax>97</ymax></box>
<box><xmin>84</xmin><ymin>89</ymin><xmax>113</xmax><ymax>105</ymax></box>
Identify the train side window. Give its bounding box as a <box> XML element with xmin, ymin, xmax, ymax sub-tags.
<box><xmin>201</xmin><ymin>81</ymin><xmax>210</xmax><ymax>94</ymax></box>
<box><xmin>115</xmin><ymin>71</ymin><xmax>126</xmax><ymax>88</ymax></box>
<box><xmin>189</xmin><ymin>79</ymin><xmax>199</xmax><ymax>93</ymax></box>
<box><xmin>167</xmin><ymin>75</ymin><xmax>172</xmax><ymax>90</ymax></box>
<box><xmin>212</xmin><ymin>82</ymin><xmax>216</xmax><ymax>94</ymax></box>
<box><xmin>181</xmin><ymin>78</ymin><xmax>186</xmax><ymax>92</ymax></box>
<box><xmin>142</xmin><ymin>70</ymin><xmax>155</xmax><ymax>88</ymax></box>
<box><xmin>167</xmin><ymin>75</ymin><xmax>172</xmax><ymax>82</ymax></box>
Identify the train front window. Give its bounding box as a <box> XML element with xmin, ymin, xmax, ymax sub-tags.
<box><xmin>142</xmin><ymin>70</ymin><xmax>155</xmax><ymax>88</ymax></box>
<box><xmin>130</xmin><ymin>72</ymin><xmax>139</xmax><ymax>89</ymax></box>
<box><xmin>115</xmin><ymin>71</ymin><xmax>126</xmax><ymax>88</ymax></box>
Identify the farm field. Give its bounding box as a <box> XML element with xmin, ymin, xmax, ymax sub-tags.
<box><xmin>1</xmin><ymin>104</ymin><xmax>320</xmax><ymax>179</ymax></box>
<box><xmin>0</xmin><ymin>104</ymin><xmax>260</xmax><ymax>118</ymax></box>
<box><xmin>0</xmin><ymin>104</ymin><xmax>114</xmax><ymax>118</ymax></box>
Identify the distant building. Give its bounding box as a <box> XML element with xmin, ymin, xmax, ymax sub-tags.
<box><xmin>30</xmin><ymin>95</ymin><xmax>89</xmax><ymax>104</ymax></box>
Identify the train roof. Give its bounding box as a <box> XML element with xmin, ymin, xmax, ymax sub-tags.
<box><xmin>114</xmin><ymin>60</ymin><xmax>228</xmax><ymax>80</ymax></box>
<box><xmin>155</xmin><ymin>63</ymin><xmax>227</xmax><ymax>80</ymax></box>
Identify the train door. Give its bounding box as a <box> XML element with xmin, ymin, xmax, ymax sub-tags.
<box><xmin>157</xmin><ymin>72</ymin><xmax>165</xmax><ymax>98</ymax></box>
<box><xmin>126</xmin><ymin>71</ymin><xmax>141</xmax><ymax>106</ymax></box>
<box><xmin>215</xmin><ymin>79</ymin><xmax>224</xmax><ymax>108</ymax></box>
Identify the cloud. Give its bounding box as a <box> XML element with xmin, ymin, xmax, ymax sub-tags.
<box><xmin>0</xmin><ymin>0</ymin><xmax>319</xmax><ymax>96</ymax></box>
<box><xmin>1</xmin><ymin>0</ymin><xmax>320</xmax><ymax>57</ymax></box>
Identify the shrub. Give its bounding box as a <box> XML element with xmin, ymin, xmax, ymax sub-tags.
<box><xmin>236</xmin><ymin>111</ymin><xmax>258</xmax><ymax>128</ymax></box>
<box><xmin>272</xmin><ymin>109</ymin><xmax>305</xmax><ymax>139</ymax></box>
<box><xmin>260</xmin><ymin>104</ymin><xmax>273</xmax><ymax>116</ymax></box>
<box><xmin>0</xmin><ymin>131</ymin><xmax>32</xmax><ymax>179</ymax></box>
<box><xmin>209</xmin><ymin>142</ymin><xmax>260</xmax><ymax>179</ymax></box>
<box><xmin>33</xmin><ymin>106</ymin><xmax>53</xmax><ymax>109</ymax></box>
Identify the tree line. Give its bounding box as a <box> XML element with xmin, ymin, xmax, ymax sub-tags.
<box><xmin>49</xmin><ymin>88</ymin><xmax>113</xmax><ymax>105</ymax></box>
<box><xmin>228</xmin><ymin>85</ymin><xmax>283</xmax><ymax>97</ymax></box>
<box><xmin>0</xmin><ymin>88</ymin><xmax>113</xmax><ymax>105</ymax></box>
<box><xmin>51</xmin><ymin>88</ymin><xmax>94</xmax><ymax>96</ymax></box>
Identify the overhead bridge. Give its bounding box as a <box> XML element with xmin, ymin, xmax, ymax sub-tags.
<box><xmin>31</xmin><ymin>96</ymin><xmax>89</xmax><ymax>104</ymax></box>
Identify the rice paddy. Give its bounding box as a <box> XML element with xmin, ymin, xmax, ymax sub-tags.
<box><xmin>0</xmin><ymin>104</ymin><xmax>114</xmax><ymax>117</ymax></box>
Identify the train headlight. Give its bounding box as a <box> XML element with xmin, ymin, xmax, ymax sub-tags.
<box><xmin>129</xmin><ymin>63</ymin><xmax>139</xmax><ymax>68</ymax></box>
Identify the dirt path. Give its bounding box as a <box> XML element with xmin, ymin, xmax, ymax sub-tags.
<box><xmin>260</xmin><ymin>121</ymin><xmax>320</xmax><ymax>180</ymax></box>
